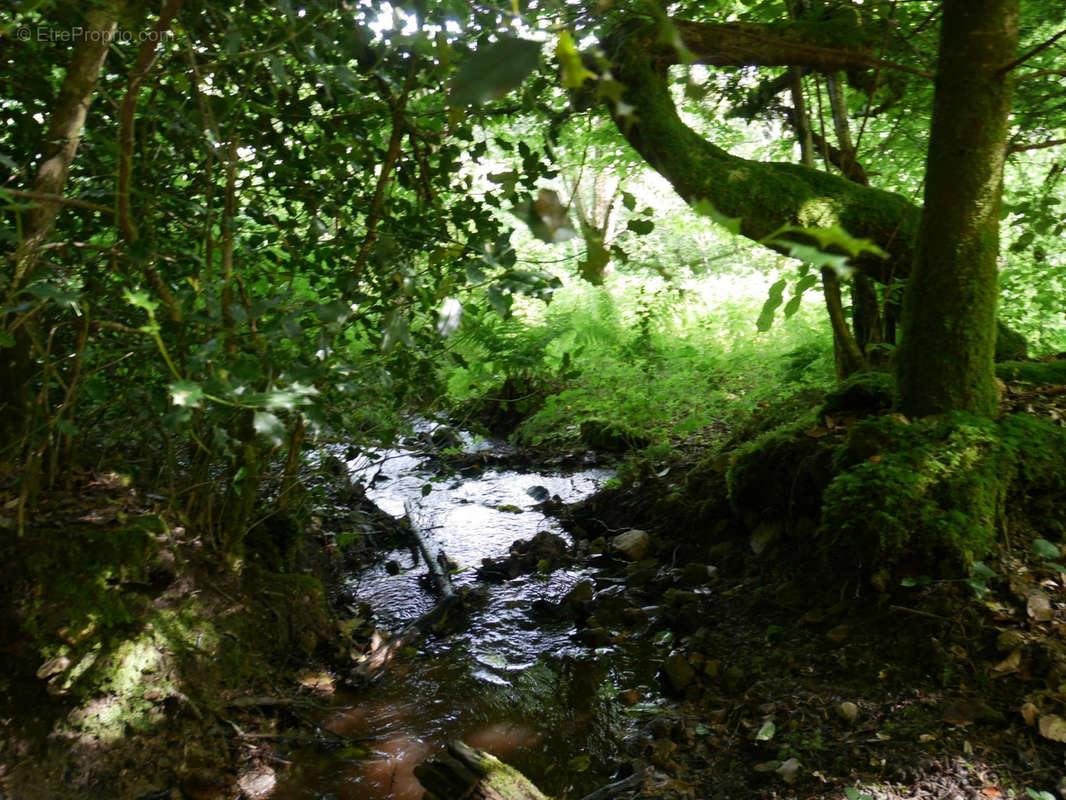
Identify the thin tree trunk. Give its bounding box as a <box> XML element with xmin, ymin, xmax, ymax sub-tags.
<box><xmin>1</xmin><ymin>6</ymin><xmax>119</xmax><ymax>452</ymax></box>
<box><xmin>896</xmin><ymin>0</ymin><xmax>1019</xmax><ymax>417</ymax></box>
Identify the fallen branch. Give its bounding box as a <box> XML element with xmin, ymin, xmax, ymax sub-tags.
<box><xmin>348</xmin><ymin>501</ymin><xmax>463</xmax><ymax>683</ymax></box>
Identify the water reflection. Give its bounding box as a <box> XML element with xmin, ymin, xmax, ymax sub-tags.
<box><xmin>274</xmin><ymin>430</ymin><xmax>631</xmax><ymax>798</ymax></box>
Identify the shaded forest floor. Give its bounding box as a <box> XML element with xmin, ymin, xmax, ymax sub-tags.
<box><xmin>543</xmin><ymin>374</ymin><xmax>1066</xmax><ymax>800</ymax></box>
<box><xmin>2</xmin><ymin>371</ymin><xmax>1066</xmax><ymax>799</ymax></box>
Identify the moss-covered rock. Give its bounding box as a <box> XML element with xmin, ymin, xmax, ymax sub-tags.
<box><xmin>820</xmin><ymin>370</ymin><xmax>894</xmax><ymax>421</ymax></box>
<box><xmin>726</xmin><ymin>422</ymin><xmax>835</xmax><ymax>524</ymax></box>
<box><xmin>996</xmin><ymin>359</ymin><xmax>1066</xmax><ymax>385</ymax></box>
<box><xmin>820</xmin><ymin>413</ymin><xmax>1011</xmax><ymax>570</ymax></box>
<box><xmin>995</xmin><ymin>320</ymin><xmax>1029</xmax><ymax>362</ymax></box>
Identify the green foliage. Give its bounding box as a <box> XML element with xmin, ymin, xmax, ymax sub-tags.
<box><xmin>444</xmin><ymin>271</ymin><xmax>833</xmax><ymax>449</ymax></box>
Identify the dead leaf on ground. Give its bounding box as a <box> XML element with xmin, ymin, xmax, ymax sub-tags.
<box><xmin>1038</xmin><ymin>714</ymin><xmax>1066</xmax><ymax>742</ymax></box>
<box><xmin>992</xmin><ymin>649</ymin><xmax>1022</xmax><ymax>675</ymax></box>
<box><xmin>1027</xmin><ymin>589</ymin><xmax>1054</xmax><ymax>622</ymax></box>
<box><xmin>1021</xmin><ymin>702</ymin><xmax>1040</xmax><ymax>726</ymax></box>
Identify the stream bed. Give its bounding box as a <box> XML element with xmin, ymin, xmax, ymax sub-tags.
<box><xmin>271</xmin><ymin>427</ymin><xmax>664</xmax><ymax>799</ymax></box>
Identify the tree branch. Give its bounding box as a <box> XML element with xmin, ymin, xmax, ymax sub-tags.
<box><xmin>600</xmin><ymin>27</ymin><xmax>921</xmax><ymax>284</ymax></box>
<box><xmin>1008</xmin><ymin>137</ymin><xmax>1066</xmax><ymax>155</ymax></box>
<box><xmin>640</xmin><ymin>17</ymin><xmax>933</xmax><ymax>78</ymax></box>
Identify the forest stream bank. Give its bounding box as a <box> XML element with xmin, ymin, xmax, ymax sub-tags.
<box><xmin>4</xmin><ymin>375</ymin><xmax>1066</xmax><ymax>800</ymax></box>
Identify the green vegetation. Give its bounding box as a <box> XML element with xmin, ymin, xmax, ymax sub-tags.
<box><xmin>3</xmin><ymin>0</ymin><xmax>1066</xmax><ymax>797</ymax></box>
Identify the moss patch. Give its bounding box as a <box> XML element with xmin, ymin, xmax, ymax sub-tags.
<box><xmin>819</xmin><ymin>413</ymin><xmax>1009</xmax><ymax>570</ymax></box>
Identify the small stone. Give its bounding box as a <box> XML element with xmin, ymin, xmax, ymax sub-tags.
<box><xmin>579</xmin><ymin>627</ymin><xmax>612</xmax><ymax>648</ymax></box>
<box><xmin>825</xmin><ymin>623</ymin><xmax>852</xmax><ymax>644</ymax></box>
<box><xmin>661</xmin><ymin>650</ymin><xmax>696</xmax><ymax>693</ymax></box>
<box><xmin>837</xmin><ymin>701</ymin><xmax>860</xmax><ymax>723</ymax></box>
<box><xmin>237</xmin><ymin>765</ymin><xmax>277</xmax><ymax>800</ymax></box>
<box><xmin>750</xmin><ymin>520</ymin><xmax>782</xmax><ymax>555</ymax></box>
<box><xmin>612</xmin><ymin>529</ymin><xmax>652</xmax><ymax>561</ymax></box>
<box><xmin>680</xmin><ymin>562</ymin><xmax>714</xmax><ymax>586</ymax></box>
<box><xmin>563</xmin><ymin>579</ymin><xmax>594</xmax><ymax>607</ymax></box>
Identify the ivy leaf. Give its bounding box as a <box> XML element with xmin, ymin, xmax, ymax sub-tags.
<box><xmin>555</xmin><ymin>31</ymin><xmax>595</xmax><ymax>89</ymax></box>
<box><xmin>169</xmin><ymin>380</ymin><xmax>204</xmax><ymax>408</ymax></box>
<box><xmin>124</xmin><ymin>288</ymin><xmax>159</xmax><ymax>314</ymax></box>
<box><xmin>253</xmin><ymin>410</ymin><xmax>285</xmax><ymax>445</ymax></box>
<box><xmin>451</xmin><ymin>37</ymin><xmax>542</xmax><ymax>106</ymax></box>
<box><xmin>783</xmin><ymin>274</ymin><xmax>819</xmax><ymax>319</ymax></box>
<box><xmin>756</xmin><ymin>279</ymin><xmax>787</xmax><ymax>332</ymax></box>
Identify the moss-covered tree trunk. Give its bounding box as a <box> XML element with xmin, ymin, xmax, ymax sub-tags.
<box><xmin>895</xmin><ymin>0</ymin><xmax>1019</xmax><ymax>418</ymax></box>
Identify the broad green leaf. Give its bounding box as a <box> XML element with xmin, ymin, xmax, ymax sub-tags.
<box><xmin>755</xmin><ymin>720</ymin><xmax>776</xmax><ymax>741</ymax></box>
<box><xmin>0</xmin><ymin>330</ymin><xmax>14</xmax><ymax>348</ymax></box>
<box><xmin>169</xmin><ymin>380</ymin><xmax>204</xmax><ymax>408</ymax></box>
<box><xmin>556</xmin><ymin>31</ymin><xmax>595</xmax><ymax>89</ymax></box>
<box><xmin>487</xmin><ymin>285</ymin><xmax>513</xmax><ymax>318</ymax></box>
<box><xmin>1033</xmin><ymin>538</ymin><xmax>1061</xmax><ymax>560</ymax></box>
<box><xmin>971</xmin><ymin>561</ymin><xmax>998</xmax><ymax>579</ymax></box>
<box><xmin>266</xmin><ymin>54</ymin><xmax>290</xmax><ymax>85</ymax></box>
<box><xmin>450</xmin><ymin>37</ymin><xmax>542</xmax><ymax>106</ymax></box>
<box><xmin>253</xmin><ymin>410</ymin><xmax>285</xmax><ymax>445</ymax></box>
<box><xmin>381</xmin><ymin>310</ymin><xmax>412</xmax><ymax>353</ymax></box>
<box><xmin>627</xmin><ymin>219</ymin><xmax>655</xmax><ymax>236</ymax></box>
<box><xmin>756</xmin><ymin>279</ymin><xmax>787</xmax><ymax>332</ymax></box>
<box><xmin>692</xmin><ymin>198</ymin><xmax>742</xmax><ymax>235</ymax></box>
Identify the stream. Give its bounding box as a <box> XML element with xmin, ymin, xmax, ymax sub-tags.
<box><xmin>272</xmin><ymin>425</ymin><xmax>661</xmax><ymax>799</ymax></box>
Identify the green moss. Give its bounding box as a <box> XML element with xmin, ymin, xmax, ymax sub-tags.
<box><xmin>727</xmin><ymin>421</ymin><xmax>834</xmax><ymax>522</ymax></box>
<box><xmin>995</xmin><ymin>359</ymin><xmax>1066</xmax><ymax>385</ymax></box>
<box><xmin>820</xmin><ymin>370</ymin><xmax>894</xmax><ymax>420</ymax></box>
<box><xmin>820</xmin><ymin>413</ymin><xmax>1010</xmax><ymax>568</ymax></box>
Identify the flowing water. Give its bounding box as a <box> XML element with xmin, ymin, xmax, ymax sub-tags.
<box><xmin>272</xmin><ymin>426</ymin><xmax>658</xmax><ymax>799</ymax></box>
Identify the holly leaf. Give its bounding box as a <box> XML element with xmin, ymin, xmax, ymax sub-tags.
<box><xmin>451</xmin><ymin>37</ymin><xmax>542</xmax><ymax>106</ymax></box>
<box><xmin>253</xmin><ymin>410</ymin><xmax>285</xmax><ymax>446</ymax></box>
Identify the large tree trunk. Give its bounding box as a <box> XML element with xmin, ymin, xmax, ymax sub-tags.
<box><xmin>895</xmin><ymin>0</ymin><xmax>1019</xmax><ymax>417</ymax></box>
<box><xmin>1</xmin><ymin>5</ymin><xmax>118</xmax><ymax>451</ymax></box>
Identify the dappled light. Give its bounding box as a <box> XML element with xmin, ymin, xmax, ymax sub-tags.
<box><xmin>3</xmin><ymin>0</ymin><xmax>1066</xmax><ymax>798</ymax></box>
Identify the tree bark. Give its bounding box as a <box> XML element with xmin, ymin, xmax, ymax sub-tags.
<box><xmin>415</xmin><ymin>740</ymin><xmax>550</xmax><ymax>800</ymax></box>
<box><xmin>895</xmin><ymin>0</ymin><xmax>1019</xmax><ymax>417</ymax></box>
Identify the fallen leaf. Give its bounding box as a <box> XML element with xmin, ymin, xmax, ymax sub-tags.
<box><xmin>1027</xmin><ymin>589</ymin><xmax>1054</xmax><ymax>622</ymax></box>
<box><xmin>837</xmin><ymin>701</ymin><xmax>860</xmax><ymax>722</ymax></box>
<box><xmin>753</xmin><ymin>760</ymin><xmax>780</xmax><ymax>773</ymax></box>
<box><xmin>1038</xmin><ymin>714</ymin><xmax>1066</xmax><ymax>742</ymax></box>
<box><xmin>804</xmin><ymin>426</ymin><xmax>828</xmax><ymax>439</ymax></box>
<box><xmin>942</xmin><ymin>698</ymin><xmax>986</xmax><ymax>726</ymax></box>
<box><xmin>1021</xmin><ymin>702</ymin><xmax>1040</xmax><ymax>726</ymax></box>
<box><xmin>776</xmin><ymin>757</ymin><xmax>801</xmax><ymax>783</ymax></box>
<box><xmin>992</xmin><ymin>649</ymin><xmax>1022</xmax><ymax>675</ymax></box>
<box><xmin>980</xmin><ymin>786</ymin><xmax>1002</xmax><ymax>798</ymax></box>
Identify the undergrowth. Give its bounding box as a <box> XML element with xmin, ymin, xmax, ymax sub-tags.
<box><xmin>442</xmin><ymin>272</ymin><xmax>834</xmax><ymax>449</ymax></box>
